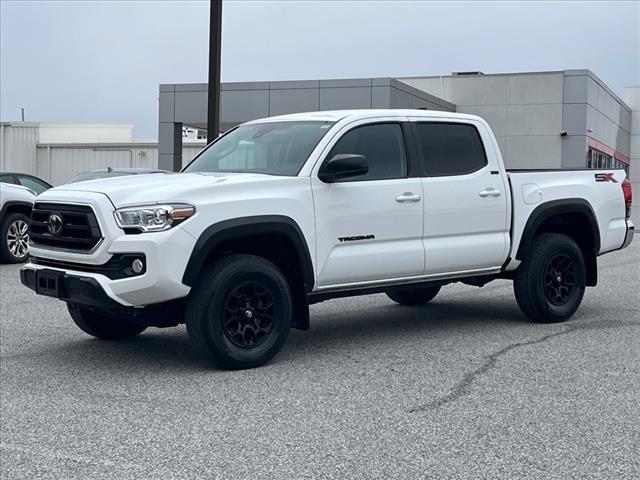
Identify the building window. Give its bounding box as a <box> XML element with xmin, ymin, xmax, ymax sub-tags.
<box><xmin>586</xmin><ymin>147</ymin><xmax>628</xmax><ymax>174</ymax></box>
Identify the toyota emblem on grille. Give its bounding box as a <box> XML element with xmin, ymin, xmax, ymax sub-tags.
<box><xmin>46</xmin><ymin>214</ymin><xmax>63</xmax><ymax>236</ymax></box>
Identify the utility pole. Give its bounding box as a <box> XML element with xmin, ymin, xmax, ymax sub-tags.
<box><xmin>207</xmin><ymin>0</ymin><xmax>222</xmax><ymax>142</ymax></box>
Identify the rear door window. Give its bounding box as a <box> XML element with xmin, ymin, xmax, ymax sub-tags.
<box><xmin>414</xmin><ymin>123</ymin><xmax>487</xmax><ymax>176</ymax></box>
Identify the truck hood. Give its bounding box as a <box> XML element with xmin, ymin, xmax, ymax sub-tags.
<box><xmin>49</xmin><ymin>172</ymin><xmax>277</xmax><ymax>207</ymax></box>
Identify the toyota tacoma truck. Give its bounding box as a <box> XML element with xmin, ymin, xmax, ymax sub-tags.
<box><xmin>20</xmin><ymin>110</ymin><xmax>634</xmax><ymax>369</ymax></box>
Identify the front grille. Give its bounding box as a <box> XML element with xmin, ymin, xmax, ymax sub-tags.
<box><xmin>30</xmin><ymin>203</ymin><xmax>102</xmax><ymax>252</ymax></box>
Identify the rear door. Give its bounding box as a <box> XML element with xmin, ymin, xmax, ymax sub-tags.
<box><xmin>410</xmin><ymin>119</ymin><xmax>510</xmax><ymax>275</ymax></box>
<box><xmin>311</xmin><ymin>120</ymin><xmax>425</xmax><ymax>287</ymax></box>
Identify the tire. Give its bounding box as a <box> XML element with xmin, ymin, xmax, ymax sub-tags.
<box><xmin>386</xmin><ymin>286</ymin><xmax>441</xmax><ymax>306</ymax></box>
<box><xmin>67</xmin><ymin>304</ymin><xmax>147</xmax><ymax>340</ymax></box>
<box><xmin>185</xmin><ymin>254</ymin><xmax>292</xmax><ymax>370</ymax></box>
<box><xmin>514</xmin><ymin>233</ymin><xmax>586</xmax><ymax>323</ymax></box>
<box><xmin>0</xmin><ymin>213</ymin><xmax>30</xmax><ymax>263</ymax></box>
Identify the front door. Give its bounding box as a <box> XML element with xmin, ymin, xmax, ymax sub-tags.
<box><xmin>312</xmin><ymin>121</ymin><xmax>424</xmax><ymax>287</ymax></box>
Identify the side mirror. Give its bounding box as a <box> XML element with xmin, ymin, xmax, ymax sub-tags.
<box><xmin>318</xmin><ymin>154</ymin><xmax>368</xmax><ymax>183</ymax></box>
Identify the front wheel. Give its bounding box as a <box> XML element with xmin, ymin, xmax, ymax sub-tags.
<box><xmin>185</xmin><ymin>254</ymin><xmax>292</xmax><ymax>370</ymax></box>
<box><xmin>68</xmin><ymin>304</ymin><xmax>147</xmax><ymax>339</ymax></box>
<box><xmin>514</xmin><ymin>233</ymin><xmax>586</xmax><ymax>323</ymax></box>
<box><xmin>386</xmin><ymin>286</ymin><xmax>441</xmax><ymax>306</ymax></box>
<box><xmin>0</xmin><ymin>213</ymin><xmax>30</xmax><ymax>263</ymax></box>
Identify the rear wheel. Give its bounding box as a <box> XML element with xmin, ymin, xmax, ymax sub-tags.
<box><xmin>186</xmin><ymin>254</ymin><xmax>292</xmax><ymax>370</ymax></box>
<box><xmin>386</xmin><ymin>286</ymin><xmax>441</xmax><ymax>306</ymax></box>
<box><xmin>0</xmin><ymin>213</ymin><xmax>30</xmax><ymax>263</ymax></box>
<box><xmin>67</xmin><ymin>304</ymin><xmax>147</xmax><ymax>340</ymax></box>
<box><xmin>514</xmin><ymin>233</ymin><xmax>586</xmax><ymax>323</ymax></box>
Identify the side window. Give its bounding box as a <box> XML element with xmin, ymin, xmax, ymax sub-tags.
<box><xmin>17</xmin><ymin>176</ymin><xmax>49</xmax><ymax>194</ymax></box>
<box><xmin>0</xmin><ymin>175</ymin><xmax>17</xmax><ymax>185</ymax></box>
<box><xmin>327</xmin><ymin>123</ymin><xmax>407</xmax><ymax>181</ymax></box>
<box><xmin>415</xmin><ymin>123</ymin><xmax>487</xmax><ymax>176</ymax></box>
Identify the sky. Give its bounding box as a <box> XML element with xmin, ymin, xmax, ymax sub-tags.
<box><xmin>1</xmin><ymin>0</ymin><xmax>639</xmax><ymax>139</ymax></box>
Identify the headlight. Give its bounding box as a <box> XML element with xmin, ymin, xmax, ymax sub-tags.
<box><xmin>114</xmin><ymin>204</ymin><xmax>195</xmax><ymax>232</ymax></box>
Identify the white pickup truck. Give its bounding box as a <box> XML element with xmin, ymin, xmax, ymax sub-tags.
<box><xmin>20</xmin><ymin>110</ymin><xmax>634</xmax><ymax>369</ymax></box>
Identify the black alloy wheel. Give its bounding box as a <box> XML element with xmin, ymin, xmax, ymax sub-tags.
<box><xmin>222</xmin><ymin>280</ymin><xmax>275</xmax><ymax>348</ymax></box>
<box><xmin>542</xmin><ymin>254</ymin><xmax>577</xmax><ymax>306</ymax></box>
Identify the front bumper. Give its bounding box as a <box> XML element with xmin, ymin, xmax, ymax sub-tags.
<box><xmin>20</xmin><ymin>189</ymin><xmax>198</xmax><ymax>308</ymax></box>
<box><xmin>621</xmin><ymin>219</ymin><xmax>634</xmax><ymax>250</ymax></box>
<box><xmin>21</xmin><ymin>268</ymin><xmax>124</xmax><ymax>310</ymax></box>
<box><xmin>21</xmin><ymin>223</ymin><xmax>196</xmax><ymax>307</ymax></box>
<box><xmin>20</xmin><ymin>267</ymin><xmax>185</xmax><ymax>327</ymax></box>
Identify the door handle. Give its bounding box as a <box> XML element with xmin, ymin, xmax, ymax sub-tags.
<box><xmin>479</xmin><ymin>188</ymin><xmax>502</xmax><ymax>198</ymax></box>
<box><xmin>395</xmin><ymin>192</ymin><xmax>422</xmax><ymax>203</ymax></box>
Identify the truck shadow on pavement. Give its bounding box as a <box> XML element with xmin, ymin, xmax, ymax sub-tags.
<box><xmin>34</xmin><ymin>298</ymin><xmax>536</xmax><ymax>373</ymax></box>
<box><xmin>302</xmin><ymin>298</ymin><xmax>527</xmax><ymax>344</ymax></box>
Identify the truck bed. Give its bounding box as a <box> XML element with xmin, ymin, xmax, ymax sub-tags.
<box><xmin>505</xmin><ymin>168</ymin><xmax>629</xmax><ymax>271</ymax></box>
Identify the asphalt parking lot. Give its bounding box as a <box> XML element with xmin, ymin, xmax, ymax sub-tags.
<box><xmin>1</xmin><ymin>243</ymin><xmax>639</xmax><ymax>480</ymax></box>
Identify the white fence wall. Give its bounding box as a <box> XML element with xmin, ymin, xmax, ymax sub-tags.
<box><xmin>182</xmin><ymin>145</ymin><xmax>205</xmax><ymax>168</ymax></box>
<box><xmin>32</xmin><ymin>142</ymin><xmax>205</xmax><ymax>185</ymax></box>
<box><xmin>0</xmin><ymin>124</ymin><xmax>40</xmax><ymax>173</ymax></box>
<box><xmin>1</xmin><ymin>124</ymin><xmax>207</xmax><ymax>186</ymax></box>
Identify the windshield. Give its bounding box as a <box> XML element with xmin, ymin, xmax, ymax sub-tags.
<box><xmin>68</xmin><ymin>172</ymin><xmax>134</xmax><ymax>183</ymax></box>
<box><xmin>183</xmin><ymin>121</ymin><xmax>334</xmax><ymax>176</ymax></box>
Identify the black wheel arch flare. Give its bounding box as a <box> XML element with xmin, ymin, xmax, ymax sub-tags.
<box><xmin>181</xmin><ymin>215</ymin><xmax>315</xmax><ymax>293</ymax></box>
<box><xmin>0</xmin><ymin>200</ymin><xmax>33</xmax><ymax>220</ymax></box>
<box><xmin>516</xmin><ymin>198</ymin><xmax>601</xmax><ymax>287</ymax></box>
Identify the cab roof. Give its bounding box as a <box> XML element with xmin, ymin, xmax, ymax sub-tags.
<box><xmin>245</xmin><ymin>109</ymin><xmax>484</xmax><ymax>124</ymax></box>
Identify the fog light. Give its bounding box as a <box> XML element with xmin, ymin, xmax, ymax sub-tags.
<box><xmin>132</xmin><ymin>259</ymin><xmax>144</xmax><ymax>274</ymax></box>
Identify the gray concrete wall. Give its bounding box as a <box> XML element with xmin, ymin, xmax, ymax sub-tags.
<box><xmin>624</xmin><ymin>86</ymin><xmax>640</xmax><ymax>224</ymax></box>
<box><xmin>161</xmin><ymin>71</ymin><xmax>632</xmax><ymax>176</ymax></box>
<box><xmin>400</xmin><ymin>70</ymin><xmax>632</xmax><ymax>172</ymax></box>
<box><xmin>400</xmin><ymin>72</ymin><xmax>565</xmax><ymax>169</ymax></box>
<box><xmin>562</xmin><ymin>70</ymin><xmax>632</xmax><ymax>169</ymax></box>
<box><xmin>158</xmin><ymin>78</ymin><xmax>455</xmax><ymax>171</ymax></box>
